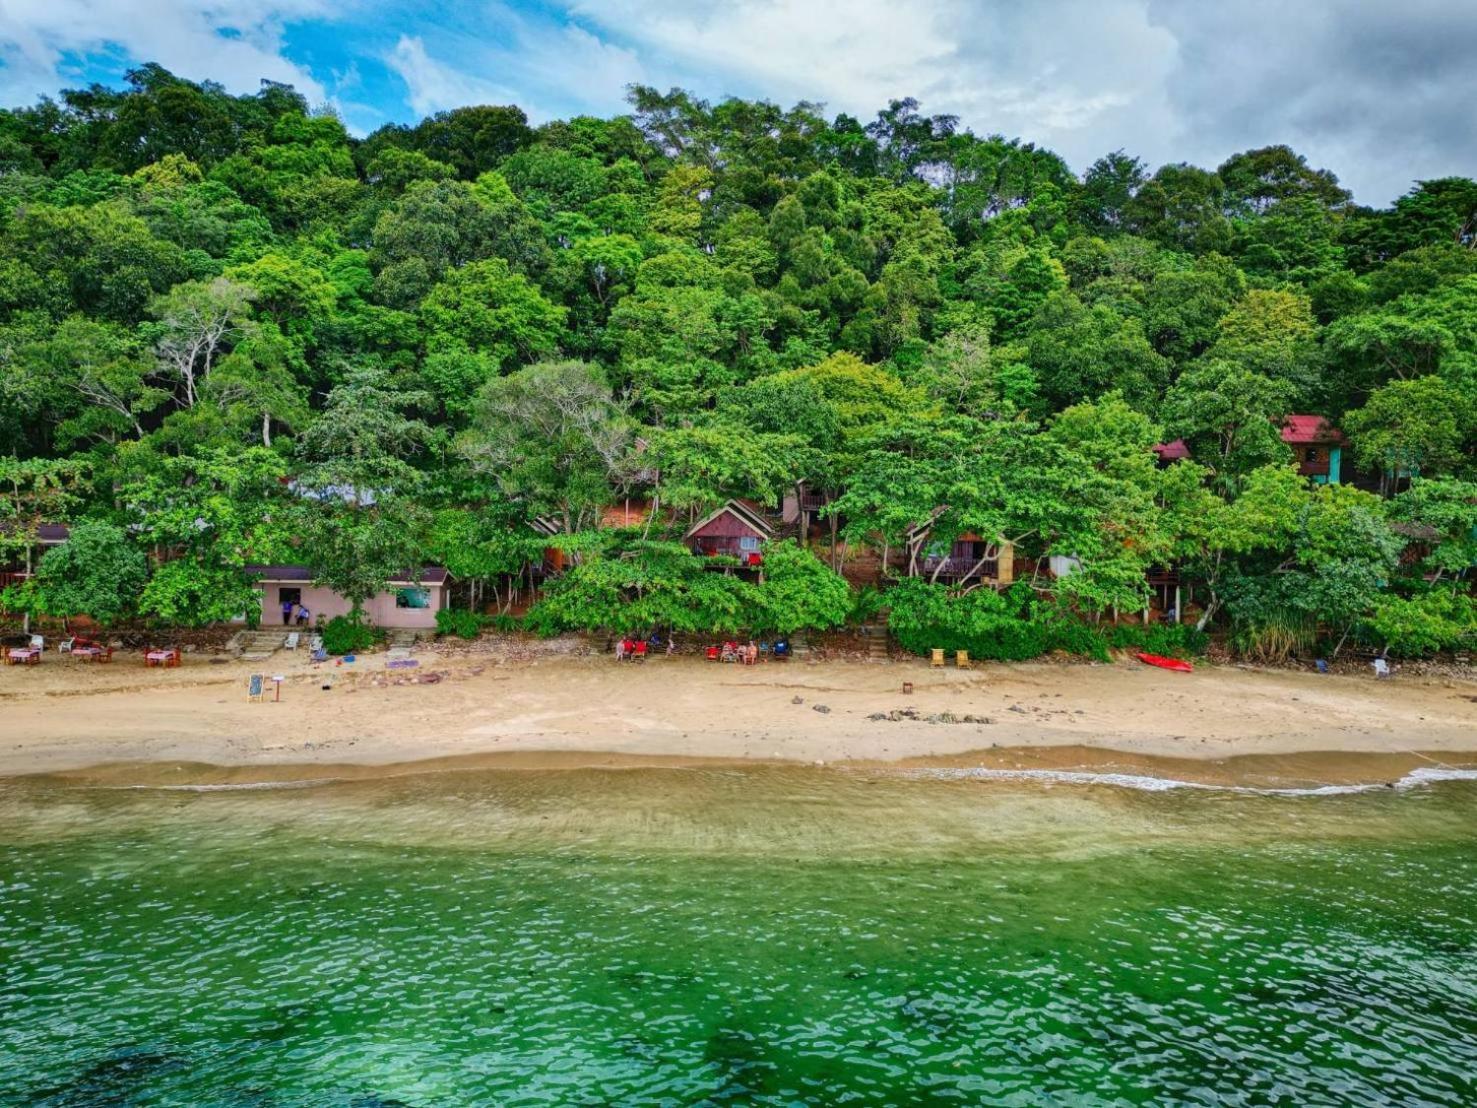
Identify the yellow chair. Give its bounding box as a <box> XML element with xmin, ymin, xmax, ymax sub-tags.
<box><xmin>930</xmin><ymin>648</ymin><xmax>944</xmax><ymax>667</ymax></box>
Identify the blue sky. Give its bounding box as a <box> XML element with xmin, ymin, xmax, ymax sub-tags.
<box><xmin>1</xmin><ymin>0</ymin><xmax>1472</xmax><ymax>205</ymax></box>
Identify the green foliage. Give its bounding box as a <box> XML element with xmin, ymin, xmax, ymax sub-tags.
<box><xmin>435</xmin><ymin>607</ymin><xmax>486</xmax><ymax>640</ymax></box>
<box><xmin>1104</xmin><ymin>622</ymin><xmax>1210</xmax><ymax>659</ymax></box>
<box><xmin>29</xmin><ymin>520</ymin><xmax>149</xmax><ymax>625</ymax></box>
<box><xmin>321</xmin><ymin>613</ymin><xmax>378</xmax><ymax>656</ymax></box>
<box><xmin>1364</xmin><ymin>589</ymin><xmax>1476</xmax><ymax>657</ymax></box>
<box><xmin>1</xmin><ymin>66</ymin><xmax>1470</xmax><ymax>661</ymax></box>
<box><xmin>885</xmin><ymin>579</ymin><xmax>1109</xmax><ymax>662</ymax></box>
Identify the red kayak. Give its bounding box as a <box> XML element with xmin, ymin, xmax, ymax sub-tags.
<box><xmin>1136</xmin><ymin>652</ymin><xmax>1193</xmax><ymax>673</ymax></box>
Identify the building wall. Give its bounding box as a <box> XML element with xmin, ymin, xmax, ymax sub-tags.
<box><xmin>256</xmin><ymin>582</ymin><xmax>446</xmax><ymax>628</ymax></box>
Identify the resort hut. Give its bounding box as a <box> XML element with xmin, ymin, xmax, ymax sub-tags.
<box><xmin>1281</xmin><ymin>415</ymin><xmax>1345</xmax><ymax>484</ymax></box>
<box><xmin>245</xmin><ymin>565</ymin><xmax>451</xmax><ymax>629</ymax></box>
<box><xmin>1152</xmin><ymin>439</ymin><xmax>1191</xmax><ymax>467</ymax></box>
<box><xmin>686</xmin><ymin>500</ymin><xmax>774</xmax><ymax>566</ymax></box>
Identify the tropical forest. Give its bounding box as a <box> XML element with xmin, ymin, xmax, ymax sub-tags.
<box><xmin>1</xmin><ymin>66</ymin><xmax>1473</xmax><ymax>662</ymax></box>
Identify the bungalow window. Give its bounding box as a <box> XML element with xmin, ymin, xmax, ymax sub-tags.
<box><xmin>396</xmin><ymin>587</ymin><xmax>431</xmax><ymax>609</ymax></box>
<box><xmin>739</xmin><ymin>536</ymin><xmax>760</xmax><ymax>552</ymax></box>
<box><xmin>1305</xmin><ymin>448</ymin><xmax>1320</xmax><ymax>462</ymax></box>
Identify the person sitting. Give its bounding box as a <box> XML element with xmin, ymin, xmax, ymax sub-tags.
<box><xmin>295</xmin><ymin>604</ymin><xmax>311</xmax><ymax>627</ymax></box>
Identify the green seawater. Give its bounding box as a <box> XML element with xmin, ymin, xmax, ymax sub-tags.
<box><xmin>1</xmin><ymin>764</ymin><xmax>1475</xmax><ymax>1106</ymax></box>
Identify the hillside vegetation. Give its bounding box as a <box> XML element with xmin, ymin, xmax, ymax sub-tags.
<box><xmin>0</xmin><ymin>67</ymin><xmax>1473</xmax><ymax>659</ymax></box>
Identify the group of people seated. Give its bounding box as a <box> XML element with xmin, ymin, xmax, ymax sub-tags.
<box><xmin>705</xmin><ymin>639</ymin><xmax>789</xmax><ymax>664</ymax></box>
<box><xmin>615</xmin><ymin>633</ymin><xmax>671</xmax><ymax>661</ymax></box>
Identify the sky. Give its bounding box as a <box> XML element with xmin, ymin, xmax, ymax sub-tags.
<box><xmin>0</xmin><ymin>0</ymin><xmax>1470</xmax><ymax>206</ymax></box>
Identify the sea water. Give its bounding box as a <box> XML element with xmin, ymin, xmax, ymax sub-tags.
<box><xmin>1</xmin><ymin>764</ymin><xmax>1474</xmax><ymax>1106</ymax></box>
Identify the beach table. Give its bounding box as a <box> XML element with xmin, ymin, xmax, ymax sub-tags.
<box><xmin>145</xmin><ymin>648</ymin><xmax>181</xmax><ymax>668</ymax></box>
<box><xmin>5</xmin><ymin>646</ymin><xmax>41</xmax><ymax>665</ymax></box>
<box><xmin>71</xmin><ymin>644</ymin><xmax>112</xmax><ymax>663</ymax></box>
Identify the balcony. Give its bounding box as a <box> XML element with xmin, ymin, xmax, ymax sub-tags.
<box><xmin>920</xmin><ymin>556</ymin><xmax>997</xmax><ymax>579</ymax></box>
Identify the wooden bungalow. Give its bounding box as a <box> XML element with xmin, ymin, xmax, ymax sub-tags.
<box><xmin>1152</xmin><ymin>439</ymin><xmax>1191</xmax><ymax>467</ymax></box>
<box><xmin>904</xmin><ymin>524</ymin><xmax>1016</xmax><ymax>587</ymax></box>
<box><xmin>1281</xmin><ymin>415</ymin><xmax>1345</xmax><ymax>484</ymax></box>
<box><xmin>686</xmin><ymin>500</ymin><xmax>774</xmax><ymax>568</ymax></box>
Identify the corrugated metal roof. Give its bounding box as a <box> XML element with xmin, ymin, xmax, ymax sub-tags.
<box><xmin>246</xmin><ymin>564</ymin><xmax>449</xmax><ymax>586</ymax></box>
<box><xmin>1153</xmin><ymin>439</ymin><xmax>1191</xmax><ymax>461</ymax></box>
<box><xmin>1281</xmin><ymin>415</ymin><xmax>1345</xmax><ymax>445</ymax></box>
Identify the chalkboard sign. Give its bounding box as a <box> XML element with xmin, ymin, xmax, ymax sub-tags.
<box><xmin>247</xmin><ymin>673</ymin><xmax>264</xmax><ymax>701</ymax></box>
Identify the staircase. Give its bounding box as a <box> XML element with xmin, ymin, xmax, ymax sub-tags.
<box><xmin>386</xmin><ymin>628</ymin><xmax>424</xmax><ymax>650</ymax></box>
<box><xmin>236</xmin><ymin>630</ymin><xmax>289</xmax><ymax>661</ymax></box>
<box><xmin>861</xmin><ymin>624</ymin><xmax>890</xmax><ymax>661</ymax></box>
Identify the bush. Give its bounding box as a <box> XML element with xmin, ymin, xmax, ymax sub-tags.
<box><xmin>435</xmin><ymin>607</ymin><xmax>484</xmax><ymax>640</ymax></box>
<box><xmin>321</xmin><ymin>614</ymin><xmax>378</xmax><ymax>656</ymax></box>
<box><xmin>1105</xmin><ymin>622</ymin><xmax>1210</xmax><ymax>659</ymax></box>
<box><xmin>1364</xmin><ymin>589</ymin><xmax>1476</xmax><ymax>657</ymax></box>
<box><xmin>886</xmin><ymin>579</ymin><xmax>1110</xmax><ymax>662</ymax></box>
<box><xmin>485</xmin><ymin>613</ymin><xmax>522</xmax><ymax>633</ymax></box>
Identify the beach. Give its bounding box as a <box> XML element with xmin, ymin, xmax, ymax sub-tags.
<box><xmin>1</xmin><ymin>642</ymin><xmax>1473</xmax><ymax>780</ymax></box>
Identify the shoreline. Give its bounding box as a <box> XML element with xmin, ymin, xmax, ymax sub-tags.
<box><xmin>2</xmin><ymin>644</ymin><xmax>1474</xmax><ymax>785</ymax></box>
<box><xmin>19</xmin><ymin>744</ymin><xmax>1477</xmax><ymax>794</ymax></box>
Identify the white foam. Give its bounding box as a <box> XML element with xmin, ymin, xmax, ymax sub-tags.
<box><xmin>894</xmin><ymin>765</ymin><xmax>1477</xmax><ymax>796</ymax></box>
<box><xmin>106</xmin><ymin>778</ymin><xmax>339</xmax><ymax>793</ymax></box>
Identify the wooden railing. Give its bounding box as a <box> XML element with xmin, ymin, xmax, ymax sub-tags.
<box><xmin>921</xmin><ymin>556</ymin><xmax>999</xmax><ymax>579</ymax></box>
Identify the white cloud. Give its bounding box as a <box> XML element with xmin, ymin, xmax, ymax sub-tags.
<box><xmin>0</xmin><ymin>0</ymin><xmax>334</xmax><ymax>105</ymax></box>
<box><xmin>388</xmin><ymin>35</ymin><xmax>517</xmax><ymax>118</ymax></box>
<box><xmin>569</xmin><ymin>0</ymin><xmax>1179</xmax><ymax>161</ymax></box>
<box><xmin>386</xmin><ymin>10</ymin><xmax>645</xmax><ymax>122</ymax></box>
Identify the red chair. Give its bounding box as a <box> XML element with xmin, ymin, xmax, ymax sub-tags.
<box><xmin>633</xmin><ymin>641</ymin><xmax>648</xmax><ymax>661</ymax></box>
<box><xmin>705</xmin><ymin>645</ymin><xmax>720</xmax><ymax>661</ymax></box>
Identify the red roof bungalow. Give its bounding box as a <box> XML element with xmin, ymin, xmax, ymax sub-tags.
<box><xmin>1152</xmin><ymin>439</ymin><xmax>1191</xmax><ymax>466</ymax></box>
<box><xmin>1281</xmin><ymin>415</ymin><xmax>1345</xmax><ymax>484</ymax></box>
<box><xmin>686</xmin><ymin>500</ymin><xmax>773</xmax><ymax>567</ymax></box>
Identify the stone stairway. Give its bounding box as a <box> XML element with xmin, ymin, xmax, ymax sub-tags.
<box><xmin>236</xmin><ymin>630</ymin><xmax>290</xmax><ymax>661</ymax></box>
<box><xmin>861</xmin><ymin>624</ymin><xmax>890</xmax><ymax>661</ymax></box>
<box><xmin>386</xmin><ymin>628</ymin><xmax>423</xmax><ymax>650</ymax></box>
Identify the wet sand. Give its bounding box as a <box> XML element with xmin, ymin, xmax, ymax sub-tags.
<box><xmin>1</xmin><ymin>645</ymin><xmax>1473</xmax><ymax>783</ymax></box>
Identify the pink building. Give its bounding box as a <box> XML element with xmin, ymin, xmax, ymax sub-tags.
<box><xmin>247</xmin><ymin>565</ymin><xmax>451</xmax><ymax>629</ymax></box>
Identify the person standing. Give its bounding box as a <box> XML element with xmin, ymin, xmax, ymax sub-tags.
<box><xmin>281</xmin><ymin>597</ymin><xmax>294</xmax><ymax>626</ymax></box>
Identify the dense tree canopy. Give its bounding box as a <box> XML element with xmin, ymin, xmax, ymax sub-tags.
<box><xmin>0</xmin><ymin>67</ymin><xmax>1471</xmax><ymax>657</ymax></box>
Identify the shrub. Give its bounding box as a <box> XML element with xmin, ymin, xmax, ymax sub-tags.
<box><xmin>435</xmin><ymin>607</ymin><xmax>484</xmax><ymax>640</ymax></box>
<box><xmin>321</xmin><ymin>614</ymin><xmax>378</xmax><ymax>656</ymax></box>
<box><xmin>1364</xmin><ymin>589</ymin><xmax>1476</xmax><ymax>657</ymax></box>
<box><xmin>1105</xmin><ymin>622</ymin><xmax>1210</xmax><ymax>659</ymax></box>
<box><xmin>886</xmin><ymin>579</ymin><xmax>1110</xmax><ymax>662</ymax></box>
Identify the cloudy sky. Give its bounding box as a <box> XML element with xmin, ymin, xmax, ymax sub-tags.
<box><xmin>0</xmin><ymin>0</ymin><xmax>1469</xmax><ymax>205</ymax></box>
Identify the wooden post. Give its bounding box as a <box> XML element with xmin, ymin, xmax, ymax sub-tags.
<box><xmin>1174</xmin><ymin>584</ymin><xmax>1182</xmax><ymax>623</ymax></box>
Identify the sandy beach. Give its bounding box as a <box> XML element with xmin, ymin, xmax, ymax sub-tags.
<box><xmin>1</xmin><ymin>641</ymin><xmax>1473</xmax><ymax>781</ymax></box>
